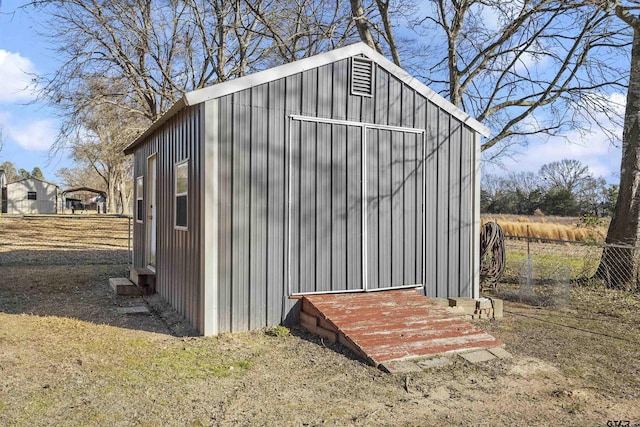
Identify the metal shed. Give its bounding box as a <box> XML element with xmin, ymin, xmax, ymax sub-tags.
<box><xmin>124</xmin><ymin>42</ymin><xmax>490</xmax><ymax>336</ymax></box>
<box><xmin>4</xmin><ymin>178</ymin><xmax>60</xmax><ymax>214</ymax></box>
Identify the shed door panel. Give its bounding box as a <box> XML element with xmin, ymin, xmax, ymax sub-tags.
<box><xmin>366</xmin><ymin>129</ymin><xmax>423</xmax><ymax>291</ymax></box>
<box><xmin>289</xmin><ymin>121</ymin><xmax>363</xmax><ymax>294</ymax></box>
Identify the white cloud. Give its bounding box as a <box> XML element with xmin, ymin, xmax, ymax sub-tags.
<box><xmin>484</xmin><ymin>92</ymin><xmax>624</xmax><ymax>184</ymax></box>
<box><xmin>9</xmin><ymin>119</ymin><xmax>57</xmax><ymax>151</ymax></box>
<box><xmin>0</xmin><ymin>50</ymin><xmax>38</xmax><ymax>103</ymax></box>
<box><xmin>0</xmin><ymin>112</ymin><xmax>57</xmax><ymax>151</ymax></box>
<box><xmin>508</xmin><ymin>132</ymin><xmax>620</xmax><ymax>180</ymax></box>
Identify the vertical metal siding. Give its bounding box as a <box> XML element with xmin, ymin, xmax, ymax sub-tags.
<box><xmin>376</xmin><ymin>129</ymin><xmax>393</xmax><ymax>286</ymax></box>
<box><xmin>132</xmin><ymin>105</ymin><xmax>202</xmax><ymax>330</ymax></box>
<box><xmin>289</xmin><ymin>121</ymin><xmax>363</xmax><ymax>294</ymax></box>
<box><xmin>217</xmin><ymin>94</ymin><xmax>233</xmax><ymax>333</ymax></box>
<box><xmin>448</xmin><ymin>118</ymin><xmax>462</xmax><ymax>296</ymax></box>
<box><xmin>364</xmin><ymin>127</ymin><xmax>423</xmax><ymax>291</ymax></box>
<box><xmin>332</xmin><ymin>60</ymin><xmax>348</xmax><ymax>120</ymax></box>
<box><xmin>424</xmin><ymin>102</ymin><xmax>439</xmax><ymax>297</ymax></box>
<box><xmin>459</xmin><ymin>127</ymin><xmax>474</xmax><ymax>294</ymax></box>
<box><xmin>266</xmin><ymin>78</ymin><xmax>287</xmax><ymax>327</ymax></box>
<box><xmin>162</xmin><ymin>107</ymin><xmax>202</xmax><ymax>331</ymax></box>
<box><xmin>387</xmin><ymin>76</ymin><xmax>402</xmax><ymax>126</ymax></box>
<box><xmin>402</xmin><ymin>132</ymin><xmax>417</xmax><ymax>284</ymax></box>
<box><xmin>414</xmin><ymin>97</ymin><xmax>426</xmax><ymax>288</ymax></box>
<box><xmin>249</xmin><ymin>84</ymin><xmax>268</xmax><ymax>329</ymax></box>
<box><xmin>231</xmin><ymin>89</ymin><xmax>251</xmax><ymax>332</ymax></box>
<box><xmin>375</xmin><ymin>67</ymin><xmax>388</xmax><ymax>125</ymax></box>
<box><xmin>366</xmin><ymin>128</ymin><xmax>380</xmax><ymax>289</ymax></box>
<box><xmin>390</xmin><ymin>130</ymin><xmax>404</xmax><ymax>287</ymax></box>
<box><xmin>131</xmin><ymin>55</ymin><xmax>481</xmax><ymax>334</ymax></box>
<box><xmin>436</xmin><ymin>110</ymin><xmax>450</xmax><ymax>297</ymax></box>
<box><xmin>5</xmin><ymin>180</ymin><xmax>58</xmax><ymax>214</ymax></box>
<box><xmin>346</xmin><ymin>125</ymin><xmax>364</xmax><ymax>291</ymax></box>
<box><xmin>330</xmin><ymin>125</ymin><xmax>348</xmax><ymax>289</ymax></box>
<box><xmin>266</xmin><ymin>80</ymin><xmax>287</xmax><ymax>325</ymax></box>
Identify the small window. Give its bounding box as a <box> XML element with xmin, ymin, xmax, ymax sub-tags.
<box><xmin>136</xmin><ymin>176</ymin><xmax>144</xmax><ymax>222</ymax></box>
<box><xmin>351</xmin><ymin>57</ymin><xmax>374</xmax><ymax>97</ymax></box>
<box><xmin>27</xmin><ymin>191</ymin><xmax>37</xmax><ymax>200</ymax></box>
<box><xmin>175</xmin><ymin>160</ymin><xmax>188</xmax><ymax>229</ymax></box>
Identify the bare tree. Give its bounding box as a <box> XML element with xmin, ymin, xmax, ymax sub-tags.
<box><xmin>56</xmin><ymin>165</ymin><xmax>104</xmax><ymax>190</ymax></box>
<box><xmin>28</xmin><ymin>0</ymin><xmax>268</xmax><ymax>144</ymax></box>
<box><xmin>352</xmin><ymin>0</ymin><xmax>629</xmax><ymax>158</ymax></box>
<box><xmin>52</xmin><ymin>76</ymin><xmax>141</xmax><ymax>215</ymax></box>
<box><xmin>245</xmin><ymin>0</ymin><xmax>356</xmax><ymax>64</ymax></box>
<box><xmin>27</xmin><ymin>0</ymin><xmax>359</xmax><ymax>211</ymax></box>
<box><xmin>349</xmin><ymin>0</ymin><xmax>384</xmax><ymax>56</ymax></box>
<box><xmin>28</xmin><ymin>0</ymin><xmax>357</xmax><ymax>147</ymax></box>
<box><xmin>70</xmin><ymin>88</ymin><xmax>139</xmax><ymax>215</ymax></box>
<box><xmin>538</xmin><ymin>159</ymin><xmax>592</xmax><ymax>193</ymax></box>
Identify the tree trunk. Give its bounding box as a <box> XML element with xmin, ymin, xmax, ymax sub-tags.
<box><xmin>349</xmin><ymin>0</ymin><xmax>383</xmax><ymax>54</ymax></box>
<box><xmin>119</xmin><ymin>178</ymin><xmax>131</xmax><ymax>216</ymax></box>
<box><xmin>107</xmin><ymin>182</ymin><xmax>117</xmax><ymax>214</ymax></box>
<box><xmin>596</xmin><ymin>26</ymin><xmax>640</xmax><ymax>290</ymax></box>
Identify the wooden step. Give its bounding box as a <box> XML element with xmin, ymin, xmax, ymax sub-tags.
<box><xmin>299</xmin><ymin>289</ymin><xmax>502</xmax><ymax>369</ymax></box>
<box><xmin>129</xmin><ymin>267</ymin><xmax>156</xmax><ymax>295</ymax></box>
<box><xmin>109</xmin><ymin>277</ymin><xmax>143</xmax><ymax>296</ymax></box>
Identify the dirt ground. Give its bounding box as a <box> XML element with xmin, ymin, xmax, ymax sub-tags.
<box><xmin>1</xmin><ymin>215</ymin><xmax>640</xmax><ymax>426</ymax></box>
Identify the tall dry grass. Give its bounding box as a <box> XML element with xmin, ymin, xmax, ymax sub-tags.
<box><xmin>482</xmin><ymin>215</ymin><xmax>606</xmax><ymax>242</ymax></box>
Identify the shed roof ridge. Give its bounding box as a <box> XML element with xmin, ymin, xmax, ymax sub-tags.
<box><xmin>125</xmin><ymin>42</ymin><xmax>489</xmax><ymax>153</ymax></box>
<box><xmin>7</xmin><ymin>177</ymin><xmax>60</xmax><ymax>188</ymax></box>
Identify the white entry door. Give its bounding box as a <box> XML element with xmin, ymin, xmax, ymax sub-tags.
<box><xmin>146</xmin><ymin>154</ymin><xmax>157</xmax><ymax>269</ymax></box>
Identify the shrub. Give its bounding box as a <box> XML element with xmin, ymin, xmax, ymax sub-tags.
<box><xmin>266</xmin><ymin>325</ymin><xmax>290</xmax><ymax>337</ymax></box>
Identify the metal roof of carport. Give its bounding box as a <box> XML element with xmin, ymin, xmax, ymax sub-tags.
<box><xmin>124</xmin><ymin>42</ymin><xmax>490</xmax><ymax>155</ymax></box>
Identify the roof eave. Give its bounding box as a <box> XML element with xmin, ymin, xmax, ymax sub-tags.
<box><xmin>123</xmin><ymin>98</ymin><xmax>188</xmax><ymax>154</ymax></box>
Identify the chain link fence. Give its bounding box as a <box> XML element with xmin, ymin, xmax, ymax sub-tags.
<box><xmin>0</xmin><ymin>215</ymin><xmax>131</xmax><ymax>266</ymax></box>
<box><xmin>4</xmin><ymin>200</ymin><xmax>58</xmax><ymax>214</ymax></box>
<box><xmin>495</xmin><ymin>235</ymin><xmax>640</xmax><ymax>306</ymax></box>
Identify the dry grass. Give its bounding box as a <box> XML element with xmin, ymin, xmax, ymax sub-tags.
<box><xmin>1</xmin><ymin>215</ymin><xmax>640</xmax><ymax>426</ymax></box>
<box><xmin>0</xmin><ymin>214</ymin><xmax>130</xmax><ymax>250</ymax></box>
<box><xmin>482</xmin><ymin>214</ymin><xmax>607</xmax><ymax>242</ymax></box>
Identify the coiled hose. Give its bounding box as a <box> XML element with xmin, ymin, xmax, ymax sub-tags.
<box><xmin>480</xmin><ymin>221</ymin><xmax>505</xmax><ymax>291</ymax></box>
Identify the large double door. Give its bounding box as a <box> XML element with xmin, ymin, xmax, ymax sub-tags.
<box><xmin>288</xmin><ymin>116</ymin><xmax>424</xmax><ymax>295</ymax></box>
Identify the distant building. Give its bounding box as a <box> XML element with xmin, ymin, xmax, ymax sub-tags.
<box><xmin>0</xmin><ymin>170</ymin><xmax>6</xmax><ymax>213</ymax></box>
<box><xmin>4</xmin><ymin>178</ymin><xmax>60</xmax><ymax>214</ymax></box>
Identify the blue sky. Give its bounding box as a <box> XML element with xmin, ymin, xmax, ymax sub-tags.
<box><xmin>0</xmin><ymin>1</ymin><xmax>624</xmax><ymax>186</ymax></box>
<box><xmin>0</xmin><ymin>1</ymin><xmax>74</xmax><ymax>183</ymax></box>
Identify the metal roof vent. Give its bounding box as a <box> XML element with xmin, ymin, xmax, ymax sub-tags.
<box><xmin>351</xmin><ymin>57</ymin><xmax>374</xmax><ymax>97</ymax></box>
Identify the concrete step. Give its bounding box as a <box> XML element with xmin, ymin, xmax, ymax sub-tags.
<box><xmin>109</xmin><ymin>277</ymin><xmax>143</xmax><ymax>296</ymax></box>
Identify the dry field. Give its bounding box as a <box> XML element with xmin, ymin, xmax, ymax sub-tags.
<box><xmin>1</xmin><ymin>215</ymin><xmax>640</xmax><ymax>426</ymax></box>
<box><xmin>482</xmin><ymin>214</ymin><xmax>608</xmax><ymax>242</ymax></box>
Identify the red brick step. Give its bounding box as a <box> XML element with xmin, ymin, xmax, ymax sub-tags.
<box><xmin>299</xmin><ymin>289</ymin><xmax>502</xmax><ymax>369</ymax></box>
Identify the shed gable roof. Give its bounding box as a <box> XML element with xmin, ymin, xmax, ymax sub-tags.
<box><xmin>6</xmin><ymin>177</ymin><xmax>60</xmax><ymax>188</ymax></box>
<box><xmin>125</xmin><ymin>42</ymin><xmax>489</xmax><ymax>154</ymax></box>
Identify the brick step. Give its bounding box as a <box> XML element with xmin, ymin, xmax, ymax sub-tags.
<box><xmin>298</xmin><ymin>289</ymin><xmax>503</xmax><ymax>369</ymax></box>
<box><xmin>299</xmin><ymin>307</ymin><xmax>371</xmax><ymax>363</ymax></box>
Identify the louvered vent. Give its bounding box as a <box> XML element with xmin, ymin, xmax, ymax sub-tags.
<box><xmin>351</xmin><ymin>57</ymin><xmax>374</xmax><ymax>97</ymax></box>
